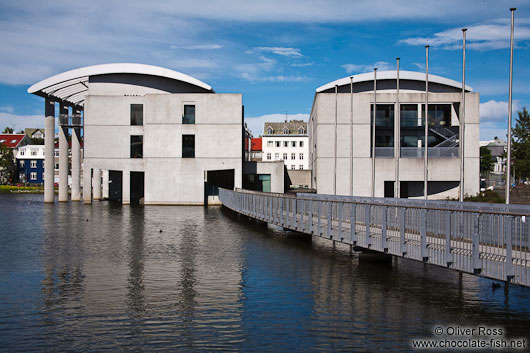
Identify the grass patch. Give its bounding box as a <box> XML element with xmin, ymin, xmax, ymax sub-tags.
<box><xmin>0</xmin><ymin>185</ymin><xmax>44</xmax><ymax>194</ymax></box>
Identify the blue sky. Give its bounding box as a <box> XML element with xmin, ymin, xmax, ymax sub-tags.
<box><xmin>0</xmin><ymin>0</ymin><xmax>528</xmax><ymax>139</ymax></box>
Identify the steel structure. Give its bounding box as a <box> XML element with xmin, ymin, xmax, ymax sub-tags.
<box><xmin>219</xmin><ymin>188</ymin><xmax>530</xmax><ymax>287</ymax></box>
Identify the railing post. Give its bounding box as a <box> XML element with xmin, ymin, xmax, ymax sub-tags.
<box><xmin>272</xmin><ymin>196</ymin><xmax>275</xmax><ymax>223</ymax></box>
<box><xmin>317</xmin><ymin>200</ymin><xmax>322</xmax><ymax>235</ymax></box>
<box><xmin>472</xmin><ymin>214</ymin><xmax>482</xmax><ymax>274</ymax></box>
<box><xmin>400</xmin><ymin>208</ymin><xmax>406</xmax><ymax>256</ymax></box>
<box><xmin>421</xmin><ymin>209</ymin><xmax>428</xmax><ymax>262</ymax></box>
<box><xmin>445</xmin><ymin>211</ymin><xmax>453</xmax><ymax>267</ymax></box>
<box><xmin>350</xmin><ymin>203</ymin><xmax>357</xmax><ymax>245</ymax></box>
<box><xmin>365</xmin><ymin>205</ymin><xmax>372</xmax><ymax>248</ymax></box>
<box><xmin>382</xmin><ymin>206</ymin><xmax>388</xmax><ymax>252</ymax></box>
<box><xmin>327</xmin><ymin>202</ymin><xmax>332</xmax><ymax>239</ymax></box>
<box><xmin>338</xmin><ymin>202</ymin><xmax>343</xmax><ymax>241</ymax></box>
<box><xmin>308</xmin><ymin>199</ymin><xmax>313</xmax><ymax>234</ymax></box>
<box><xmin>286</xmin><ymin>198</ymin><xmax>290</xmax><ymax>228</ymax></box>
<box><xmin>280</xmin><ymin>197</ymin><xmax>284</xmax><ymax>225</ymax></box>
<box><xmin>505</xmin><ymin>215</ymin><xmax>514</xmax><ymax>281</ymax></box>
<box><xmin>293</xmin><ymin>198</ymin><xmax>297</xmax><ymax>229</ymax></box>
<box><xmin>300</xmin><ymin>199</ymin><xmax>305</xmax><ymax>232</ymax></box>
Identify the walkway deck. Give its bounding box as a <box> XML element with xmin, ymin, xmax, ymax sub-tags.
<box><xmin>219</xmin><ymin>188</ymin><xmax>530</xmax><ymax>287</ymax></box>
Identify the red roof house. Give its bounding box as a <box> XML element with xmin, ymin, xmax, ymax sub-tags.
<box><xmin>251</xmin><ymin>138</ymin><xmax>262</xmax><ymax>151</ymax></box>
<box><xmin>0</xmin><ymin>134</ymin><xmax>27</xmax><ymax>149</ymax></box>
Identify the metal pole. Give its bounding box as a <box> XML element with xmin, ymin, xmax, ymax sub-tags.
<box><xmin>395</xmin><ymin>58</ymin><xmax>400</xmax><ymax>198</ymax></box>
<box><xmin>460</xmin><ymin>29</ymin><xmax>467</xmax><ymax>202</ymax></box>
<box><xmin>350</xmin><ymin>76</ymin><xmax>354</xmax><ymax>196</ymax></box>
<box><xmin>334</xmin><ymin>85</ymin><xmax>338</xmax><ymax>195</ymax></box>
<box><xmin>424</xmin><ymin>45</ymin><xmax>429</xmax><ymax>200</ymax></box>
<box><xmin>372</xmin><ymin>68</ymin><xmax>377</xmax><ymax>197</ymax></box>
<box><xmin>506</xmin><ymin>8</ymin><xmax>516</xmax><ymax>205</ymax></box>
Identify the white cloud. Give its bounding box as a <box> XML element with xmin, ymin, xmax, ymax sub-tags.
<box><xmin>167</xmin><ymin>59</ymin><xmax>218</xmax><ymax>69</ymax></box>
<box><xmin>170</xmin><ymin>44</ymin><xmax>222</xmax><ymax>50</ymax></box>
<box><xmin>245</xmin><ymin>113</ymin><xmax>309</xmax><ymax>136</ymax></box>
<box><xmin>0</xmin><ymin>112</ymin><xmax>44</xmax><ymax>131</ymax></box>
<box><xmin>480</xmin><ymin>99</ymin><xmax>521</xmax><ymax>122</ymax></box>
<box><xmin>399</xmin><ymin>21</ymin><xmax>530</xmax><ymax>50</ymax></box>
<box><xmin>342</xmin><ymin>61</ymin><xmax>393</xmax><ymax>74</ymax></box>
<box><xmin>251</xmin><ymin>47</ymin><xmax>303</xmax><ymax>58</ymax></box>
<box><xmin>0</xmin><ymin>105</ymin><xmax>15</xmax><ymax>113</ymax></box>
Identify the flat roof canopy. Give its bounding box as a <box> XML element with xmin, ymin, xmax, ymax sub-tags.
<box><xmin>316</xmin><ymin>70</ymin><xmax>472</xmax><ymax>93</ymax></box>
<box><xmin>27</xmin><ymin>63</ymin><xmax>213</xmax><ymax>107</ymax></box>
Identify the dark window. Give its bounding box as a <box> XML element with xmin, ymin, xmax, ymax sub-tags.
<box><xmin>183</xmin><ymin>105</ymin><xmax>195</xmax><ymax>124</ymax></box>
<box><xmin>131</xmin><ymin>135</ymin><xmax>143</xmax><ymax>158</ymax></box>
<box><xmin>370</xmin><ymin>104</ymin><xmax>395</xmax><ymax>148</ymax></box>
<box><xmin>131</xmin><ymin>104</ymin><xmax>143</xmax><ymax>125</ymax></box>
<box><xmin>182</xmin><ymin>135</ymin><xmax>195</xmax><ymax>158</ymax></box>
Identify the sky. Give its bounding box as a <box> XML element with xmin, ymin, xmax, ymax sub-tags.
<box><xmin>0</xmin><ymin>0</ymin><xmax>528</xmax><ymax>140</ymax></box>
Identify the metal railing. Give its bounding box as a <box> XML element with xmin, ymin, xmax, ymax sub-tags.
<box><xmin>401</xmin><ymin>147</ymin><xmax>459</xmax><ymax>158</ymax></box>
<box><xmin>219</xmin><ymin>188</ymin><xmax>530</xmax><ymax>287</ymax></box>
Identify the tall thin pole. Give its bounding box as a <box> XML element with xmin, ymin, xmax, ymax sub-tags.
<box><xmin>372</xmin><ymin>68</ymin><xmax>377</xmax><ymax>197</ymax></box>
<box><xmin>506</xmin><ymin>8</ymin><xmax>516</xmax><ymax>204</ymax></box>
<box><xmin>460</xmin><ymin>29</ymin><xmax>467</xmax><ymax>202</ymax></box>
<box><xmin>334</xmin><ymin>85</ymin><xmax>338</xmax><ymax>195</ymax></box>
<box><xmin>350</xmin><ymin>76</ymin><xmax>354</xmax><ymax>196</ymax></box>
<box><xmin>424</xmin><ymin>45</ymin><xmax>429</xmax><ymax>200</ymax></box>
<box><xmin>395</xmin><ymin>58</ymin><xmax>400</xmax><ymax>198</ymax></box>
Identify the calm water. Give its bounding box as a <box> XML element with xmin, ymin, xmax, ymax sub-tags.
<box><xmin>1</xmin><ymin>194</ymin><xmax>529</xmax><ymax>352</ymax></box>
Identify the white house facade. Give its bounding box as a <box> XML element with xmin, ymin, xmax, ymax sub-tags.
<box><xmin>261</xmin><ymin>120</ymin><xmax>309</xmax><ymax>171</ymax></box>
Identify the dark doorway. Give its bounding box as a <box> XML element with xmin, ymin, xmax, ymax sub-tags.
<box><xmin>384</xmin><ymin>181</ymin><xmax>394</xmax><ymax>198</ymax></box>
<box><xmin>109</xmin><ymin>170</ymin><xmax>122</xmax><ymax>202</ymax></box>
<box><xmin>204</xmin><ymin>169</ymin><xmax>235</xmax><ymax>205</ymax></box>
<box><xmin>130</xmin><ymin>172</ymin><xmax>144</xmax><ymax>204</ymax></box>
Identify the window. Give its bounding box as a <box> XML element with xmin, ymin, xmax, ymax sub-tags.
<box><xmin>0</xmin><ymin>139</ymin><xmax>4</xmax><ymax>143</ymax></box>
<box><xmin>11</xmin><ymin>139</ymin><xmax>17</xmax><ymax>144</ymax></box>
<box><xmin>20</xmin><ymin>150</ymin><xmax>25</xmax><ymax>156</ymax></box>
<box><xmin>266</xmin><ymin>127</ymin><xmax>274</xmax><ymax>135</ymax></box>
<box><xmin>299</xmin><ymin>141</ymin><xmax>304</xmax><ymax>148</ymax></box>
<box><xmin>291</xmin><ymin>153</ymin><xmax>296</xmax><ymax>160</ymax></box>
<box><xmin>283</xmin><ymin>141</ymin><xmax>288</xmax><ymax>147</ymax></box>
<box><xmin>275</xmin><ymin>141</ymin><xmax>280</xmax><ymax>147</ymax></box>
<box><xmin>266</xmin><ymin>153</ymin><xmax>271</xmax><ymax>160</ymax></box>
<box><xmin>282</xmin><ymin>127</ymin><xmax>289</xmax><ymax>134</ymax></box>
<box><xmin>130</xmin><ymin>135</ymin><xmax>143</xmax><ymax>158</ymax></box>
<box><xmin>298</xmin><ymin>127</ymin><xmax>305</xmax><ymax>134</ymax></box>
<box><xmin>291</xmin><ymin>165</ymin><xmax>295</xmax><ymax>170</ymax></box>
<box><xmin>54</xmin><ymin>150</ymin><xmax>59</xmax><ymax>157</ymax></box>
<box><xmin>291</xmin><ymin>141</ymin><xmax>296</xmax><ymax>147</ymax></box>
<box><xmin>30</xmin><ymin>172</ymin><xmax>37</xmax><ymax>180</ymax></box>
<box><xmin>131</xmin><ymin>104</ymin><xmax>143</xmax><ymax>125</ymax></box>
<box><xmin>283</xmin><ymin>153</ymin><xmax>287</xmax><ymax>160</ymax></box>
<box><xmin>299</xmin><ymin>165</ymin><xmax>304</xmax><ymax>170</ymax></box>
<box><xmin>299</xmin><ymin>153</ymin><xmax>304</xmax><ymax>160</ymax></box>
<box><xmin>267</xmin><ymin>141</ymin><xmax>274</xmax><ymax>147</ymax></box>
<box><xmin>54</xmin><ymin>163</ymin><xmax>59</xmax><ymax>170</ymax></box>
<box><xmin>20</xmin><ymin>161</ymin><xmax>24</xmax><ymax>167</ymax></box>
<box><xmin>30</xmin><ymin>160</ymin><xmax>37</xmax><ymax>168</ymax></box>
<box><xmin>31</xmin><ymin>149</ymin><xmax>37</xmax><ymax>156</ymax></box>
<box><xmin>183</xmin><ymin>104</ymin><xmax>195</xmax><ymax>124</ymax></box>
<box><xmin>182</xmin><ymin>134</ymin><xmax>195</xmax><ymax>158</ymax></box>
<box><xmin>274</xmin><ymin>153</ymin><xmax>279</xmax><ymax>160</ymax></box>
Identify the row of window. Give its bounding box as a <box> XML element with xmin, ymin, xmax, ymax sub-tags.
<box><xmin>266</xmin><ymin>153</ymin><xmax>304</xmax><ymax>160</ymax></box>
<box><xmin>19</xmin><ymin>150</ymin><xmax>40</xmax><ymax>156</ymax></box>
<box><xmin>130</xmin><ymin>135</ymin><xmax>195</xmax><ymax>158</ymax></box>
<box><xmin>19</xmin><ymin>160</ymin><xmax>39</xmax><ymax>168</ymax></box>
<box><xmin>130</xmin><ymin>104</ymin><xmax>196</xmax><ymax>126</ymax></box>
<box><xmin>266</xmin><ymin>127</ymin><xmax>305</xmax><ymax>135</ymax></box>
<box><xmin>266</xmin><ymin>140</ymin><xmax>305</xmax><ymax>148</ymax></box>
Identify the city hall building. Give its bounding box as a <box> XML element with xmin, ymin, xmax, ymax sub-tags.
<box><xmin>28</xmin><ymin>63</ymin><xmax>243</xmax><ymax>205</ymax></box>
<box><xmin>309</xmin><ymin>70</ymin><xmax>480</xmax><ymax>199</ymax></box>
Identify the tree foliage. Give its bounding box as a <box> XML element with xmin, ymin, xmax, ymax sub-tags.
<box><xmin>480</xmin><ymin>146</ymin><xmax>494</xmax><ymax>176</ymax></box>
<box><xmin>512</xmin><ymin>107</ymin><xmax>530</xmax><ymax>181</ymax></box>
<box><xmin>0</xmin><ymin>144</ymin><xmax>16</xmax><ymax>184</ymax></box>
<box><xmin>2</xmin><ymin>127</ymin><xmax>13</xmax><ymax>134</ymax></box>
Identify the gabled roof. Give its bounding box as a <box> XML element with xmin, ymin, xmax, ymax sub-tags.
<box><xmin>316</xmin><ymin>70</ymin><xmax>473</xmax><ymax>93</ymax></box>
<box><xmin>263</xmin><ymin>120</ymin><xmax>307</xmax><ymax>136</ymax></box>
<box><xmin>0</xmin><ymin>134</ymin><xmax>26</xmax><ymax>148</ymax></box>
<box><xmin>27</xmin><ymin>63</ymin><xmax>213</xmax><ymax>107</ymax></box>
<box><xmin>25</xmin><ymin>128</ymin><xmax>45</xmax><ymax>138</ymax></box>
<box><xmin>251</xmin><ymin>138</ymin><xmax>262</xmax><ymax>151</ymax></box>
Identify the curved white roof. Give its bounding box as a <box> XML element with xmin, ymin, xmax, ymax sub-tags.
<box><xmin>27</xmin><ymin>63</ymin><xmax>212</xmax><ymax>107</ymax></box>
<box><xmin>316</xmin><ymin>70</ymin><xmax>472</xmax><ymax>93</ymax></box>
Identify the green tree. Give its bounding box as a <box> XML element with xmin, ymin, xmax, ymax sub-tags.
<box><xmin>0</xmin><ymin>144</ymin><xmax>16</xmax><ymax>184</ymax></box>
<box><xmin>2</xmin><ymin>127</ymin><xmax>13</xmax><ymax>134</ymax></box>
<box><xmin>480</xmin><ymin>146</ymin><xmax>494</xmax><ymax>176</ymax></box>
<box><xmin>512</xmin><ymin>107</ymin><xmax>530</xmax><ymax>181</ymax></box>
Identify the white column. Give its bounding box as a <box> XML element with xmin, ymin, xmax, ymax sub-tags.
<box><xmin>83</xmin><ymin>166</ymin><xmax>92</xmax><ymax>204</ymax></box>
<box><xmin>122</xmin><ymin>170</ymin><xmax>130</xmax><ymax>205</ymax></box>
<box><xmin>58</xmin><ymin>104</ymin><xmax>69</xmax><ymax>202</ymax></box>
<box><xmin>102</xmin><ymin>170</ymin><xmax>109</xmax><ymax>199</ymax></box>
<box><xmin>71</xmin><ymin>108</ymin><xmax>82</xmax><ymax>201</ymax></box>
<box><xmin>93</xmin><ymin>167</ymin><xmax>101</xmax><ymax>200</ymax></box>
<box><xmin>44</xmin><ymin>98</ymin><xmax>55</xmax><ymax>203</ymax></box>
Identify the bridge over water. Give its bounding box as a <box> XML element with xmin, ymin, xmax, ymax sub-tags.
<box><xmin>219</xmin><ymin>188</ymin><xmax>530</xmax><ymax>287</ymax></box>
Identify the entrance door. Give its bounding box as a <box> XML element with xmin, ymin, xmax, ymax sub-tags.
<box><xmin>108</xmin><ymin>170</ymin><xmax>122</xmax><ymax>202</ymax></box>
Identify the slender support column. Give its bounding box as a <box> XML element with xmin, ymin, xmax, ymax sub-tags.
<box><xmin>92</xmin><ymin>167</ymin><xmax>101</xmax><ymax>200</ymax></box>
<box><xmin>122</xmin><ymin>170</ymin><xmax>130</xmax><ymax>205</ymax></box>
<box><xmin>83</xmin><ymin>166</ymin><xmax>92</xmax><ymax>204</ymax></box>
<box><xmin>58</xmin><ymin>104</ymin><xmax>69</xmax><ymax>202</ymax></box>
<box><xmin>44</xmin><ymin>99</ymin><xmax>55</xmax><ymax>203</ymax></box>
<box><xmin>71</xmin><ymin>108</ymin><xmax>82</xmax><ymax>201</ymax></box>
<box><xmin>102</xmin><ymin>170</ymin><xmax>109</xmax><ymax>199</ymax></box>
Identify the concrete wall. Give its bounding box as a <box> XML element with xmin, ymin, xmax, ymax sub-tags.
<box><xmin>84</xmin><ymin>91</ymin><xmax>242</xmax><ymax>205</ymax></box>
<box><xmin>286</xmin><ymin>170</ymin><xmax>311</xmax><ymax>188</ymax></box>
<box><xmin>310</xmin><ymin>90</ymin><xmax>480</xmax><ymax>199</ymax></box>
<box><xmin>243</xmin><ymin>161</ymin><xmax>284</xmax><ymax>193</ymax></box>
<box><xmin>262</xmin><ymin>136</ymin><xmax>309</xmax><ymax>170</ymax></box>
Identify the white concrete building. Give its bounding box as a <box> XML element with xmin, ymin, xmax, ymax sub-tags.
<box><xmin>262</xmin><ymin>120</ymin><xmax>309</xmax><ymax>171</ymax></box>
<box><xmin>28</xmin><ymin>63</ymin><xmax>243</xmax><ymax>205</ymax></box>
<box><xmin>309</xmin><ymin>70</ymin><xmax>480</xmax><ymax>199</ymax></box>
